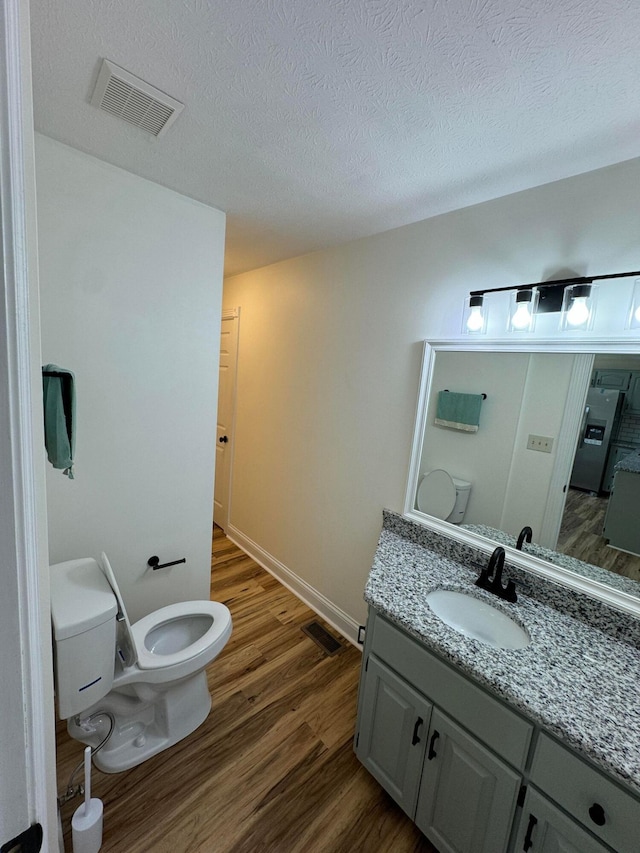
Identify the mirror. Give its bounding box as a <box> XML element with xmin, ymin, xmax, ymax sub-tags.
<box><xmin>404</xmin><ymin>339</ymin><xmax>640</xmax><ymax>618</ymax></box>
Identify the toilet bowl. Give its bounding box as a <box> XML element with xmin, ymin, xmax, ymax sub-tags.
<box><xmin>50</xmin><ymin>554</ymin><xmax>232</xmax><ymax>773</ymax></box>
<box><xmin>416</xmin><ymin>469</ymin><xmax>472</xmax><ymax>524</ymax></box>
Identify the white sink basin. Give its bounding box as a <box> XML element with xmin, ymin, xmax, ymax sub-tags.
<box><xmin>426</xmin><ymin>589</ymin><xmax>530</xmax><ymax>649</ymax></box>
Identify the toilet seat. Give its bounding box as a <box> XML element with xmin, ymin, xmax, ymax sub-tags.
<box><xmin>416</xmin><ymin>469</ymin><xmax>457</xmax><ymax>519</ymax></box>
<box><xmin>99</xmin><ymin>552</ymin><xmax>232</xmax><ymax>676</ymax></box>
<box><xmin>132</xmin><ymin>600</ymin><xmax>232</xmax><ymax>670</ymax></box>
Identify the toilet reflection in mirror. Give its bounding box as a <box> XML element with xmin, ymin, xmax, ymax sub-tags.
<box><xmin>415</xmin><ymin>469</ymin><xmax>471</xmax><ymax>524</ymax></box>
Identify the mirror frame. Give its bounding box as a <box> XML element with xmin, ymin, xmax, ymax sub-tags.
<box><xmin>404</xmin><ymin>337</ymin><xmax>640</xmax><ymax>619</ymax></box>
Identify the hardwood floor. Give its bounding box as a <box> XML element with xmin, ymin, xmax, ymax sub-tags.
<box><xmin>56</xmin><ymin>528</ymin><xmax>434</xmax><ymax>852</ymax></box>
<box><xmin>557</xmin><ymin>487</ymin><xmax>640</xmax><ymax>583</ymax></box>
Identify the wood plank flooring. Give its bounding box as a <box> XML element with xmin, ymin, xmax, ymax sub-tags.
<box><xmin>56</xmin><ymin>528</ymin><xmax>434</xmax><ymax>852</ymax></box>
<box><xmin>557</xmin><ymin>487</ymin><xmax>640</xmax><ymax>583</ymax></box>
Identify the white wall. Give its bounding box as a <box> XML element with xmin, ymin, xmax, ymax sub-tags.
<box><xmin>224</xmin><ymin>157</ymin><xmax>640</xmax><ymax>634</ymax></box>
<box><xmin>36</xmin><ymin>136</ymin><xmax>225</xmax><ymax>622</ymax></box>
<box><xmin>501</xmin><ymin>354</ymin><xmax>577</xmax><ymax>537</ymax></box>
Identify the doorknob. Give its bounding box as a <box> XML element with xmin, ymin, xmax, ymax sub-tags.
<box><xmin>219</xmin><ymin>435</ymin><xmax>228</xmax><ymax>443</ymax></box>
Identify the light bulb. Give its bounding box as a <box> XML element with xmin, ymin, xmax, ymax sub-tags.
<box><xmin>511</xmin><ymin>303</ymin><xmax>532</xmax><ymax>330</ymax></box>
<box><xmin>466</xmin><ymin>305</ymin><xmax>484</xmax><ymax>332</ymax></box>
<box><xmin>566</xmin><ymin>296</ymin><xmax>590</xmax><ymax>327</ymax></box>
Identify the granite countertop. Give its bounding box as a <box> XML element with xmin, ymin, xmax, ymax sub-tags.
<box><xmin>365</xmin><ymin>514</ymin><xmax>640</xmax><ymax>795</ymax></box>
<box><xmin>615</xmin><ymin>449</ymin><xmax>640</xmax><ymax>473</ymax></box>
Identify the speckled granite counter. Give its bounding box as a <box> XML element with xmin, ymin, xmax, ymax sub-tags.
<box><xmin>365</xmin><ymin>511</ymin><xmax>640</xmax><ymax>795</ymax></box>
<box><xmin>462</xmin><ymin>522</ymin><xmax>640</xmax><ymax>598</ymax></box>
<box><xmin>616</xmin><ymin>449</ymin><xmax>640</xmax><ymax>473</ymax></box>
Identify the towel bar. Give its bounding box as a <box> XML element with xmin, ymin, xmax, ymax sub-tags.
<box><xmin>443</xmin><ymin>389</ymin><xmax>487</xmax><ymax>399</ymax></box>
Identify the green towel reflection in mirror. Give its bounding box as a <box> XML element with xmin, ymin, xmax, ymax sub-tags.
<box><xmin>435</xmin><ymin>390</ymin><xmax>483</xmax><ymax>432</ymax></box>
<box><xmin>42</xmin><ymin>364</ymin><xmax>75</xmax><ymax>478</ymax></box>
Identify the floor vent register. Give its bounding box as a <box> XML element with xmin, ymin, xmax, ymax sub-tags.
<box><xmin>301</xmin><ymin>621</ymin><xmax>342</xmax><ymax>656</ymax></box>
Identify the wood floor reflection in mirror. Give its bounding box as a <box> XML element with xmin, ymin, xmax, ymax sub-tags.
<box><xmin>557</xmin><ymin>487</ymin><xmax>640</xmax><ymax>584</ymax></box>
<box><xmin>55</xmin><ymin>527</ymin><xmax>435</xmax><ymax>853</ymax></box>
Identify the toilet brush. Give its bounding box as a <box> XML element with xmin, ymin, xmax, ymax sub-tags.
<box><xmin>71</xmin><ymin>747</ymin><xmax>103</xmax><ymax>853</ymax></box>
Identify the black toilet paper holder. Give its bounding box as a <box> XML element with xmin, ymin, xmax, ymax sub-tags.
<box><xmin>147</xmin><ymin>555</ymin><xmax>186</xmax><ymax>571</ymax></box>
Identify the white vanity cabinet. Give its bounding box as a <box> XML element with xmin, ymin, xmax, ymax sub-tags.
<box><xmin>355</xmin><ymin>609</ymin><xmax>640</xmax><ymax>853</ymax></box>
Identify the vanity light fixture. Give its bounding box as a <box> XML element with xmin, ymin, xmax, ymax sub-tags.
<box><xmin>468</xmin><ymin>268</ymin><xmax>640</xmax><ymax>334</ymax></box>
<box><xmin>508</xmin><ymin>288</ymin><xmax>538</xmax><ymax>333</ymax></box>
<box><xmin>462</xmin><ymin>295</ymin><xmax>487</xmax><ymax>334</ymax></box>
<box><xmin>559</xmin><ymin>283</ymin><xmax>596</xmax><ymax>332</ymax></box>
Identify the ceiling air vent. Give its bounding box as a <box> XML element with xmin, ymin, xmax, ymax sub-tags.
<box><xmin>91</xmin><ymin>59</ymin><xmax>184</xmax><ymax>137</ymax></box>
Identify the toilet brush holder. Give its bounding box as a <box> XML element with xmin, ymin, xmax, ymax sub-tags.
<box><xmin>72</xmin><ymin>747</ymin><xmax>103</xmax><ymax>853</ymax></box>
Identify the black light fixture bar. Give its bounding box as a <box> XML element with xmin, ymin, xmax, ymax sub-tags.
<box><xmin>470</xmin><ymin>268</ymin><xmax>640</xmax><ymax>299</ymax></box>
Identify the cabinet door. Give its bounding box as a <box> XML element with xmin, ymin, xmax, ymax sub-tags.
<box><xmin>594</xmin><ymin>369</ymin><xmax>632</xmax><ymax>391</ymax></box>
<box><xmin>601</xmin><ymin>445</ymin><xmax>636</xmax><ymax>494</ymax></box>
<box><xmin>626</xmin><ymin>373</ymin><xmax>640</xmax><ymax>412</ymax></box>
<box><xmin>513</xmin><ymin>787</ymin><xmax>610</xmax><ymax>853</ymax></box>
<box><xmin>602</xmin><ymin>469</ymin><xmax>640</xmax><ymax>554</ymax></box>
<box><xmin>415</xmin><ymin>709</ymin><xmax>520</xmax><ymax>853</ymax></box>
<box><xmin>356</xmin><ymin>654</ymin><xmax>432</xmax><ymax>818</ymax></box>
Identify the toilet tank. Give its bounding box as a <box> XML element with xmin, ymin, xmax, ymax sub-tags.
<box><xmin>450</xmin><ymin>477</ymin><xmax>472</xmax><ymax>524</ymax></box>
<box><xmin>50</xmin><ymin>557</ymin><xmax>118</xmax><ymax>719</ymax></box>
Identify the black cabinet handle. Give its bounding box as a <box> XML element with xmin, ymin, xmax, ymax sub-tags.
<box><xmin>589</xmin><ymin>803</ymin><xmax>606</xmax><ymax>826</ymax></box>
<box><xmin>523</xmin><ymin>814</ymin><xmax>537</xmax><ymax>851</ymax></box>
<box><xmin>219</xmin><ymin>435</ymin><xmax>229</xmax><ymax>443</ymax></box>
<box><xmin>411</xmin><ymin>717</ymin><xmax>423</xmax><ymax>745</ymax></box>
<box><xmin>427</xmin><ymin>729</ymin><xmax>439</xmax><ymax>760</ymax></box>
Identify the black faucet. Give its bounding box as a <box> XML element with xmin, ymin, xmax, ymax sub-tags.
<box><xmin>516</xmin><ymin>526</ymin><xmax>533</xmax><ymax>550</ymax></box>
<box><xmin>475</xmin><ymin>546</ymin><xmax>517</xmax><ymax>602</ymax></box>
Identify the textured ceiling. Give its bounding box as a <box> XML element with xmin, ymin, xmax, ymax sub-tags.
<box><xmin>30</xmin><ymin>0</ymin><xmax>640</xmax><ymax>276</ymax></box>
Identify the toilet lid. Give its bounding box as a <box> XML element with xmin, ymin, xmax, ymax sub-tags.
<box><xmin>99</xmin><ymin>552</ymin><xmax>137</xmax><ymax>667</ymax></box>
<box><xmin>416</xmin><ymin>469</ymin><xmax>456</xmax><ymax>519</ymax></box>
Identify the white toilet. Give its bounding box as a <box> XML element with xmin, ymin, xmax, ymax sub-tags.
<box><xmin>50</xmin><ymin>553</ymin><xmax>232</xmax><ymax>773</ymax></box>
<box><xmin>416</xmin><ymin>469</ymin><xmax>472</xmax><ymax>524</ymax></box>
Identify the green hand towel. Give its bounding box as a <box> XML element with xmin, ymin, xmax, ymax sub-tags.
<box><xmin>42</xmin><ymin>364</ymin><xmax>76</xmax><ymax>478</ymax></box>
<box><xmin>435</xmin><ymin>391</ymin><xmax>483</xmax><ymax>433</ymax></box>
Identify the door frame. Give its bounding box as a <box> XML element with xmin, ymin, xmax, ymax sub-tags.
<box><xmin>539</xmin><ymin>353</ymin><xmax>594</xmax><ymax>547</ymax></box>
<box><xmin>1</xmin><ymin>0</ymin><xmax>57</xmax><ymax>847</ymax></box>
<box><xmin>214</xmin><ymin>307</ymin><xmax>240</xmax><ymax>531</ymax></box>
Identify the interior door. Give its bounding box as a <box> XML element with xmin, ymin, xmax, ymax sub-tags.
<box><xmin>213</xmin><ymin>312</ymin><xmax>239</xmax><ymax>531</ymax></box>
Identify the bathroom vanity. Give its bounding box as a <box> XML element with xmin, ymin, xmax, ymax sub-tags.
<box><xmin>354</xmin><ymin>512</ymin><xmax>640</xmax><ymax>853</ymax></box>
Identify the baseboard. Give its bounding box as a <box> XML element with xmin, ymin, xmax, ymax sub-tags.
<box><xmin>226</xmin><ymin>524</ymin><xmax>362</xmax><ymax>649</ymax></box>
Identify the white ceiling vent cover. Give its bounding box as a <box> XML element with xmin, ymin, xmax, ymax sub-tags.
<box><xmin>91</xmin><ymin>59</ymin><xmax>184</xmax><ymax>137</ymax></box>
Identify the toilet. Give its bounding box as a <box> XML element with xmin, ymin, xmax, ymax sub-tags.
<box><xmin>416</xmin><ymin>469</ymin><xmax>472</xmax><ymax>524</ymax></box>
<box><xmin>50</xmin><ymin>553</ymin><xmax>232</xmax><ymax>773</ymax></box>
